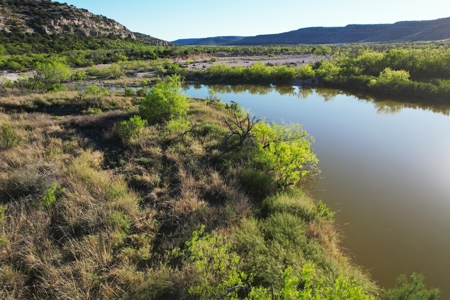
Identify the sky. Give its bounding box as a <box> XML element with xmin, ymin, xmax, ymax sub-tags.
<box><xmin>54</xmin><ymin>0</ymin><xmax>450</xmax><ymax>41</ymax></box>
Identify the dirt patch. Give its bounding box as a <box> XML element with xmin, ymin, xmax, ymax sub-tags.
<box><xmin>176</xmin><ymin>54</ymin><xmax>327</xmax><ymax>70</ymax></box>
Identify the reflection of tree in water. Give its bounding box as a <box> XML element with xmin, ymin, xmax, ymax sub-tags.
<box><xmin>315</xmin><ymin>88</ymin><xmax>342</xmax><ymax>102</ymax></box>
<box><xmin>353</xmin><ymin>91</ymin><xmax>450</xmax><ymax>116</ymax></box>
<box><xmin>194</xmin><ymin>84</ymin><xmax>450</xmax><ymax>116</ymax></box>
<box><xmin>203</xmin><ymin>84</ymin><xmax>273</xmax><ymax>95</ymax></box>
<box><xmin>272</xmin><ymin>84</ymin><xmax>296</xmax><ymax>96</ymax></box>
<box><xmin>299</xmin><ymin>86</ymin><xmax>314</xmax><ymax>99</ymax></box>
<box><xmin>372</xmin><ymin>101</ymin><xmax>404</xmax><ymax>114</ymax></box>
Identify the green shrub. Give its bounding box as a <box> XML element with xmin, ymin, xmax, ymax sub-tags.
<box><xmin>124</xmin><ymin>87</ymin><xmax>136</xmax><ymax>97</ymax></box>
<box><xmin>41</xmin><ymin>184</ymin><xmax>64</xmax><ymax>207</ymax></box>
<box><xmin>173</xmin><ymin>225</ymin><xmax>247</xmax><ymax>300</ymax></box>
<box><xmin>114</xmin><ymin>115</ymin><xmax>148</xmax><ymax>146</ymax></box>
<box><xmin>32</xmin><ymin>59</ymin><xmax>71</xmax><ymax>91</ymax></box>
<box><xmin>251</xmin><ymin>121</ymin><xmax>319</xmax><ymax>188</ymax></box>
<box><xmin>136</xmin><ymin>87</ymin><xmax>148</xmax><ymax>97</ymax></box>
<box><xmin>71</xmin><ymin>70</ymin><xmax>87</xmax><ymax>81</ymax></box>
<box><xmin>0</xmin><ymin>125</ymin><xmax>22</xmax><ymax>150</ymax></box>
<box><xmin>209</xmin><ymin>57</ymin><xmax>218</xmax><ymax>62</ymax></box>
<box><xmin>139</xmin><ymin>75</ymin><xmax>188</xmax><ymax>123</ymax></box>
<box><xmin>383</xmin><ymin>273</ymin><xmax>440</xmax><ymax>300</ymax></box>
<box><xmin>250</xmin><ymin>264</ymin><xmax>375</xmax><ymax>299</ymax></box>
<box><xmin>0</xmin><ymin>205</ymin><xmax>6</xmax><ymax>246</ymax></box>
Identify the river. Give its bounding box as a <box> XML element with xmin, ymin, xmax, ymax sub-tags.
<box><xmin>184</xmin><ymin>84</ymin><xmax>450</xmax><ymax>296</ymax></box>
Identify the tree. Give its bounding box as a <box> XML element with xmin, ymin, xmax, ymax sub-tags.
<box><xmin>139</xmin><ymin>74</ymin><xmax>188</xmax><ymax>123</ymax></box>
<box><xmin>33</xmin><ymin>59</ymin><xmax>71</xmax><ymax>91</ymax></box>
<box><xmin>251</xmin><ymin>121</ymin><xmax>319</xmax><ymax>188</ymax></box>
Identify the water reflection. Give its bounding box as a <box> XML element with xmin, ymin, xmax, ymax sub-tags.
<box><xmin>189</xmin><ymin>83</ymin><xmax>450</xmax><ymax>116</ymax></box>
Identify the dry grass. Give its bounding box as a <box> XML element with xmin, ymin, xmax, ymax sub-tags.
<box><xmin>0</xmin><ymin>94</ymin><xmax>377</xmax><ymax>298</ymax></box>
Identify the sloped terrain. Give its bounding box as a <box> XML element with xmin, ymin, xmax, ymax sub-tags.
<box><xmin>232</xmin><ymin>17</ymin><xmax>450</xmax><ymax>45</ymax></box>
<box><xmin>0</xmin><ymin>0</ymin><xmax>169</xmax><ymax>45</ymax></box>
<box><xmin>172</xmin><ymin>36</ymin><xmax>246</xmax><ymax>45</ymax></box>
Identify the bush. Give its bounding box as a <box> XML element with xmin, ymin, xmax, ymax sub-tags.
<box><xmin>32</xmin><ymin>59</ymin><xmax>71</xmax><ymax>91</ymax></box>
<box><xmin>251</xmin><ymin>121</ymin><xmax>319</xmax><ymax>188</ymax></box>
<box><xmin>124</xmin><ymin>87</ymin><xmax>136</xmax><ymax>97</ymax></box>
<box><xmin>71</xmin><ymin>70</ymin><xmax>87</xmax><ymax>81</ymax></box>
<box><xmin>0</xmin><ymin>125</ymin><xmax>22</xmax><ymax>150</ymax></box>
<box><xmin>136</xmin><ymin>87</ymin><xmax>148</xmax><ymax>97</ymax></box>
<box><xmin>41</xmin><ymin>184</ymin><xmax>64</xmax><ymax>207</ymax></box>
<box><xmin>173</xmin><ymin>226</ymin><xmax>247</xmax><ymax>300</ymax></box>
<box><xmin>139</xmin><ymin>75</ymin><xmax>188</xmax><ymax>123</ymax></box>
<box><xmin>383</xmin><ymin>273</ymin><xmax>440</xmax><ymax>300</ymax></box>
<box><xmin>114</xmin><ymin>115</ymin><xmax>148</xmax><ymax>146</ymax></box>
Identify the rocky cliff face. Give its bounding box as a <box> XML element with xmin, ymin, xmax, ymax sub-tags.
<box><xmin>0</xmin><ymin>0</ymin><xmax>170</xmax><ymax>45</ymax></box>
<box><xmin>232</xmin><ymin>17</ymin><xmax>450</xmax><ymax>45</ymax></box>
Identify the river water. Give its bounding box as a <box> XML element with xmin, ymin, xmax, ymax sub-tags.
<box><xmin>184</xmin><ymin>84</ymin><xmax>450</xmax><ymax>296</ymax></box>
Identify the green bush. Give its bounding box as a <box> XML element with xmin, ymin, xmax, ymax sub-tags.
<box><xmin>251</xmin><ymin>121</ymin><xmax>319</xmax><ymax>188</ymax></box>
<box><xmin>41</xmin><ymin>184</ymin><xmax>65</xmax><ymax>207</ymax></box>
<box><xmin>173</xmin><ymin>226</ymin><xmax>247</xmax><ymax>300</ymax></box>
<box><xmin>136</xmin><ymin>87</ymin><xmax>148</xmax><ymax>97</ymax></box>
<box><xmin>139</xmin><ymin>75</ymin><xmax>188</xmax><ymax>123</ymax></box>
<box><xmin>124</xmin><ymin>87</ymin><xmax>136</xmax><ymax>97</ymax></box>
<box><xmin>250</xmin><ymin>264</ymin><xmax>375</xmax><ymax>299</ymax></box>
<box><xmin>114</xmin><ymin>115</ymin><xmax>148</xmax><ymax>146</ymax></box>
<box><xmin>0</xmin><ymin>125</ymin><xmax>22</xmax><ymax>150</ymax></box>
<box><xmin>71</xmin><ymin>70</ymin><xmax>87</xmax><ymax>81</ymax></box>
<box><xmin>383</xmin><ymin>273</ymin><xmax>440</xmax><ymax>300</ymax></box>
<box><xmin>32</xmin><ymin>59</ymin><xmax>71</xmax><ymax>91</ymax></box>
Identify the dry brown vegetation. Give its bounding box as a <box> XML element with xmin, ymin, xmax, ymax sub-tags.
<box><xmin>0</xmin><ymin>85</ymin><xmax>378</xmax><ymax>299</ymax></box>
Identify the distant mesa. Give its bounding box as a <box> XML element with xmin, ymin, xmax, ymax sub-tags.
<box><xmin>172</xmin><ymin>36</ymin><xmax>247</xmax><ymax>46</ymax></box>
<box><xmin>231</xmin><ymin>17</ymin><xmax>450</xmax><ymax>45</ymax></box>
<box><xmin>174</xmin><ymin>17</ymin><xmax>450</xmax><ymax>46</ymax></box>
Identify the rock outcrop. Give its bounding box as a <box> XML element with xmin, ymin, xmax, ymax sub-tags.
<box><xmin>0</xmin><ymin>0</ymin><xmax>170</xmax><ymax>45</ymax></box>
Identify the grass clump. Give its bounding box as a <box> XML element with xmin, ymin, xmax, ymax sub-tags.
<box><xmin>0</xmin><ymin>125</ymin><xmax>22</xmax><ymax>150</ymax></box>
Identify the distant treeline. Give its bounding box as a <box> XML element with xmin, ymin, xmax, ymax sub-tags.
<box><xmin>174</xmin><ymin>46</ymin><xmax>450</xmax><ymax>101</ymax></box>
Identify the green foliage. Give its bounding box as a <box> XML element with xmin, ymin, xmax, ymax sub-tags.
<box><xmin>114</xmin><ymin>115</ymin><xmax>147</xmax><ymax>146</ymax></box>
<box><xmin>316</xmin><ymin>61</ymin><xmax>342</xmax><ymax>82</ymax></box>
<box><xmin>0</xmin><ymin>205</ymin><xmax>6</xmax><ymax>222</ymax></box>
<box><xmin>250</xmin><ymin>264</ymin><xmax>375</xmax><ymax>299</ymax></box>
<box><xmin>124</xmin><ymin>87</ymin><xmax>136</xmax><ymax>97</ymax></box>
<box><xmin>33</xmin><ymin>59</ymin><xmax>71</xmax><ymax>91</ymax></box>
<box><xmin>383</xmin><ymin>273</ymin><xmax>440</xmax><ymax>300</ymax></box>
<box><xmin>109</xmin><ymin>211</ymin><xmax>131</xmax><ymax>233</ymax></box>
<box><xmin>251</xmin><ymin>121</ymin><xmax>319</xmax><ymax>188</ymax></box>
<box><xmin>368</xmin><ymin>68</ymin><xmax>410</xmax><ymax>90</ymax></box>
<box><xmin>135</xmin><ymin>87</ymin><xmax>148</xmax><ymax>97</ymax></box>
<box><xmin>0</xmin><ymin>125</ymin><xmax>22</xmax><ymax>150</ymax></box>
<box><xmin>166</xmin><ymin>118</ymin><xmax>190</xmax><ymax>134</ymax></box>
<box><xmin>86</xmin><ymin>64</ymin><xmax>123</xmax><ymax>79</ymax></box>
<box><xmin>173</xmin><ymin>225</ymin><xmax>247</xmax><ymax>300</ymax></box>
<box><xmin>83</xmin><ymin>84</ymin><xmax>110</xmax><ymax>107</ymax></box>
<box><xmin>0</xmin><ymin>205</ymin><xmax>6</xmax><ymax>246</ymax></box>
<box><xmin>209</xmin><ymin>56</ymin><xmax>218</xmax><ymax>62</ymax></box>
<box><xmin>102</xmin><ymin>63</ymin><xmax>123</xmax><ymax>79</ymax></box>
<box><xmin>71</xmin><ymin>70</ymin><xmax>87</xmax><ymax>81</ymax></box>
<box><xmin>41</xmin><ymin>184</ymin><xmax>64</xmax><ymax>207</ymax></box>
<box><xmin>139</xmin><ymin>74</ymin><xmax>188</xmax><ymax>123</ymax></box>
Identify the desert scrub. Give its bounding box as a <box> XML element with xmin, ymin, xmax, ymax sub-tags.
<box><xmin>139</xmin><ymin>74</ymin><xmax>188</xmax><ymax>123</ymax></box>
<box><xmin>0</xmin><ymin>125</ymin><xmax>22</xmax><ymax>149</ymax></box>
<box><xmin>114</xmin><ymin>115</ymin><xmax>148</xmax><ymax>147</ymax></box>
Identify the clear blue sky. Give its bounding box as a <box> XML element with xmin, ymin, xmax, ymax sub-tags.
<box><xmin>54</xmin><ymin>0</ymin><xmax>450</xmax><ymax>41</ymax></box>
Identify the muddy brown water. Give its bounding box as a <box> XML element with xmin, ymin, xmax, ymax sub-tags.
<box><xmin>185</xmin><ymin>84</ymin><xmax>450</xmax><ymax>296</ymax></box>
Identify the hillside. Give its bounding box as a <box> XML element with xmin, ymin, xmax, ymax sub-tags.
<box><xmin>172</xmin><ymin>36</ymin><xmax>246</xmax><ymax>45</ymax></box>
<box><xmin>0</xmin><ymin>0</ymin><xmax>169</xmax><ymax>48</ymax></box>
<box><xmin>232</xmin><ymin>17</ymin><xmax>450</xmax><ymax>45</ymax></box>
